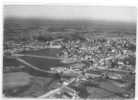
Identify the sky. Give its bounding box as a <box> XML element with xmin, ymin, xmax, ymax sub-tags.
<box><xmin>4</xmin><ymin>5</ymin><xmax>137</xmax><ymax>23</ymax></box>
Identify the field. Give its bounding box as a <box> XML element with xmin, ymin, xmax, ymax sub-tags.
<box><xmin>3</xmin><ymin>18</ymin><xmax>136</xmax><ymax>98</ymax></box>
<box><xmin>4</xmin><ymin>18</ymin><xmax>136</xmax><ymax>42</ymax></box>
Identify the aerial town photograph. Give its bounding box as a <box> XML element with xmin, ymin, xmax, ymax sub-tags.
<box><xmin>3</xmin><ymin>5</ymin><xmax>136</xmax><ymax>99</ymax></box>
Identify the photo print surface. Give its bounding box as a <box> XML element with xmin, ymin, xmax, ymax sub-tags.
<box><xmin>3</xmin><ymin>5</ymin><xmax>136</xmax><ymax>99</ymax></box>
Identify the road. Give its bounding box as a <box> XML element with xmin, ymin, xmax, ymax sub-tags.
<box><xmin>16</xmin><ymin>57</ymin><xmax>57</xmax><ymax>74</ymax></box>
<box><xmin>5</xmin><ymin>53</ymin><xmax>133</xmax><ymax>74</ymax></box>
<box><xmin>38</xmin><ymin>78</ymin><xmax>76</xmax><ymax>98</ymax></box>
<box><xmin>14</xmin><ymin>54</ymin><xmax>63</xmax><ymax>60</ymax></box>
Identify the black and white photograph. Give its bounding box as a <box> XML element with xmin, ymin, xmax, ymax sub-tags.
<box><xmin>3</xmin><ymin>5</ymin><xmax>136</xmax><ymax>99</ymax></box>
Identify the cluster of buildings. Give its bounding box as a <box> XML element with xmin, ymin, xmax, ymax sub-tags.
<box><xmin>3</xmin><ymin>37</ymin><xmax>135</xmax><ymax>98</ymax></box>
<box><xmin>58</xmin><ymin>38</ymin><xmax>135</xmax><ymax>71</ymax></box>
<box><xmin>4</xmin><ymin>39</ymin><xmax>62</xmax><ymax>54</ymax></box>
<box><xmin>44</xmin><ymin>38</ymin><xmax>135</xmax><ymax>99</ymax></box>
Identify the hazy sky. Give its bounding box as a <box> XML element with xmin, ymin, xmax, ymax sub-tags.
<box><xmin>4</xmin><ymin>5</ymin><xmax>136</xmax><ymax>23</ymax></box>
